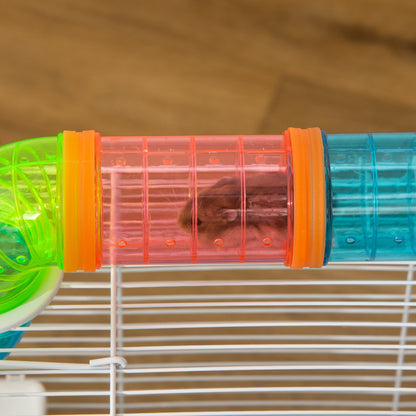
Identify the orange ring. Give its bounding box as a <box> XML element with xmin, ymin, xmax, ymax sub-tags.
<box><xmin>288</xmin><ymin>128</ymin><xmax>312</xmax><ymax>269</ymax></box>
<box><xmin>287</xmin><ymin>127</ymin><xmax>326</xmax><ymax>269</ymax></box>
<box><xmin>309</xmin><ymin>128</ymin><xmax>326</xmax><ymax>268</ymax></box>
<box><xmin>79</xmin><ymin>131</ymin><xmax>96</xmax><ymax>272</ymax></box>
<box><xmin>62</xmin><ymin>130</ymin><xmax>98</xmax><ymax>272</ymax></box>
<box><xmin>94</xmin><ymin>132</ymin><xmax>103</xmax><ymax>270</ymax></box>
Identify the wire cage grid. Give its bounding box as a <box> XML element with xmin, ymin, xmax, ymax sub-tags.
<box><xmin>0</xmin><ymin>261</ymin><xmax>415</xmax><ymax>416</ymax></box>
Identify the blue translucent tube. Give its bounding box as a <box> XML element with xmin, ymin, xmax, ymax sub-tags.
<box><xmin>0</xmin><ymin>321</ymin><xmax>30</xmax><ymax>359</ymax></box>
<box><xmin>325</xmin><ymin>132</ymin><xmax>416</xmax><ymax>262</ymax></box>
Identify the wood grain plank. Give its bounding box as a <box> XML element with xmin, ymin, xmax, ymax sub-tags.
<box><xmin>0</xmin><ymin>0</ymin><xmax>415</xmax><ymax>143</ymax></box>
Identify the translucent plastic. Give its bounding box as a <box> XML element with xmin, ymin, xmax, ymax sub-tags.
<box><xmin>0</xmin><ymin>137</ymin><xmax>60</xmax><ymax>314</ymax></box>
<box><xmin>327</xmin><ymin>132</ymin><xmax>416</xmax><ymax>261</ymax></box>
<box><xmin>0</xmin><ymin>321</ymin><xmax>29</xmax><ymax>359</ymax></box>
<box><xmin>100</xmin><ymin>135</ymin><xmax>290</xmax><ymax>264</ymax></box>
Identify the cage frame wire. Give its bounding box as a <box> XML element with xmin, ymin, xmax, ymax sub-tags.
<box><xmin>0</xmin><ymin>261</ymin><xmax>415</xmax><ymax>416</ymax></box>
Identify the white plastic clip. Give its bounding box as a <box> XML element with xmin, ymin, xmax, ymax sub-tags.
<box><xmin>89</xmin><ymin>356</ymin><xmax>127</xmax><ymax>369</ymax></box>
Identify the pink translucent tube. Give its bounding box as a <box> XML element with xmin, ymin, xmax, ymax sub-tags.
<box><xmin>100</xmin><ymin>135</ymin><xmax>291</xmax><ymax>265</ymax></box>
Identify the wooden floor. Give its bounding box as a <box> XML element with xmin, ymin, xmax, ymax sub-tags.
<box><xmin>0</xmin><ymin>0</ymin><xmax>415</xmax><ymax>144</ymax></box>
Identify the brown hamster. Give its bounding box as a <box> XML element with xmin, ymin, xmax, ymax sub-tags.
<box><xmin>178</xmin><ymin>172</ymin><xmax>287</xmax><ymax>244</ymax></box>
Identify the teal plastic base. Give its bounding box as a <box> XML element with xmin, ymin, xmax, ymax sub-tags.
<box><xmin>0</xmin><ymin>321</ymin><xmax>30</xmax><ymax>359</ymax></box>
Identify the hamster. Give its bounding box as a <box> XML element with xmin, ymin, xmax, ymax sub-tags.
<box><xmin>178</xmin><ymin>172</ymin><xmax>287</xmax><ymax>244</ymax></box>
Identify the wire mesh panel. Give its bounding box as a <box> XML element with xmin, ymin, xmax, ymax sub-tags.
<box><xmin>0</xmin><ymin>263</ymin><xmax>416</xmax><ymax>415</ymax></box>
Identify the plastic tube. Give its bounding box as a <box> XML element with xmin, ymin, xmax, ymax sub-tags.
<box><xmin>99</xmin><ymin>133</ymin><xmax>292</xmax><ymax>266</ymax></box>
<box><xmin>0</xmin><ymin>137</ymin><xmax>62</xmax><ymax>313</ymax></box>
<box><xmin>0</xmin><ymin>128</ymin><xmax>416</xmax><ymax>337</ymax></box>
<box><xmin>0</xmin><ymin>321</ymin><xmax>29</xmax><ymax>359</ymax></box>
<box><xmin>325</xmin><ymin>132</ymin><xmax>416</xmax><ymax>262</ymax></box>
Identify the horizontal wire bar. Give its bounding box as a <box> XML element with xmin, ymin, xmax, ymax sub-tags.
<box><xmin>121</xmin><ymin>374</ymin><xmax>416</xmax><ymax>383</ymax></box>
<box><xmin>88</xmin><ymin>343</ymin><xmax>415</xmax><ymax>352</ymax></box>
<box><xmin>118</xmin><ymin>280</ymin><xmax>416</xmax><ymax>289</ymax></box>
<box><xmin>52</xmin><ymin>293</ymin><xmax>413</xmax><ymax>301</ymax></box>
<box><xmin>41</xmin><ymin>413</ymin><xmax>416</xmax><ymax>416</ymax></box>
<box><xmin>0</xmin><ymin>369</ymin><xmax>107</xmax><ymax>375</ymax></box>
<box><xmin>1</xmin><ymin>347</ymin><xmax>110</xmax><ymax>355</ymax></box>
<box><xmin>94</xmin><ymin>411</ymin><xmax>416</xmax><ymax>416</ymax></box>
<box><xmin>38</xmin><ymin>307</ymin><xmax>410</xmax><ymax>316</ymax></box>
<box><xmin>120</xmin><ymin>307</ymin><xmax>408</xmax><ymax>315</ymax></box>
<box><xmin>45</xmin><ymin>300</ymin><xmax>416</xmax><ymax>309</ymax></box>
<box><xmin>46</xmin><ymin>399</ymin><xmax>416</xmax><ymax>410</ymax></box>
<box><xmin>13</xmin><ymin>319</ymin><xmax>416</xmax><ymax>332</ymax></box>
<box><xmin>2</xmin><ymin>386</ymin><xmax>416</xmax><ymax>399</ymax></box>
<box><xmin>21</xmin><ymin>334</ymin><xmax>416</xmax><ymax>344</ymax></box>
<box><xmin>3</xmin><ymin>361</ymin><xmax>416</xmax><ymax>374</ymax></box>
<box><xmin>4</xmin><ymin>345</ymin><xmax>416</xmax><ymax>357</ymax></box>
<box><xmin>60</xmin><ymin>282</ymin><xmax>111</xmax><ymax>289</ymax></box>
<box><xmin>33</xmin><ymin>374</ymin><xmax>416</xmax><ymax>384</ymax></box>
<box><xmin>120</xmin><ymin>386</ymin><xmax>416</xmax><ymax>396</ymax></box>
<box><xmin>0</xmin><ymin>360</ymin><xmax>95</xmax><ymax>370</ymax></box>
<box><xmin>117</xmin><ymin>351</ymin><xmax>416</xmax><ymax>357</ymax></box>
<box><xmin>120</xmin><ymin>363</ymin><xmax>416</xmax><ymax>373</ymax></box>
<box><xmin>58</xmin><ymin>281</ymin><xmax>416</xmax><ymax>290</ymax></box>
<box><xmin>0</xmin><ymin>390</ymin><xmax>110</xmax><ymax>398</ymax></box>
<box><xmin>119</xmin><ymin>342</ymin><xmax>416</xmax><ymax>350</ymax></box>
<box><xmin>120</xmin><ymin>321</ymin><xmax>416</xmax><ymax>330</ymax></box>
<box><xmin>59</xmin><ymin>278</ymin><xmax>416</xmax><ymax>290</ymax></box>
<box><xmin>10</xmin><ymin>324</ymin><xmax>110</xmax><ymax>331</ymax></box>
<box><xmin>8</xmin><ymin>321</ymin><xmax>416</xmax><ymax>333</ymax></box>
<box><xmin>118</xmin><ymin>301</ymin><xmax>416</xmax><ymax>308</ymax></box>
<box><xmin>21</xmin><ymin>336</ymin><xmax>111</xmax><ymax>343</ymax></box>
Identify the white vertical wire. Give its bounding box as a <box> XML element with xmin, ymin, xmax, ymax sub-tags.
<box><xmin>110</xmin><ymin>265</ymin><xmax>118</xmax><ymax>416</ymax></box>
<box><xmin>392</xmin><ymin>263</ymin><xmax>414</xmax><ymax>413</ymax></box>
<box><xmin>116</xmin><ymin>265</ymin><xmax>125</xmax><ymax>414</ymax></box>
<box><xmin>109</xmin><ymin>168</ymin><xmax>118</xmax><ymax>416</ymax></box>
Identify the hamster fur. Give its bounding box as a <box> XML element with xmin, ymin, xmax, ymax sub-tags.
<box><xmin>178</xmin><ymin>172</ymin><xmax>287</xmax><ymax>243</ymax></box>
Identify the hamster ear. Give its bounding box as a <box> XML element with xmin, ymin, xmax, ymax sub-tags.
<box><xmin>221</xmin><ymin>209</ymin><xmax>238</xmax><ymax>223</ymax></box>
<box><xmin>214</xmin><ymin>176</ymin><xmax>239</xmax><ymax>188</ymax></box>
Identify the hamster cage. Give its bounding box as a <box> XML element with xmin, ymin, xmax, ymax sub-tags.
<box><xmin>0</xmin><ymin>128</ymin><xmax>415</xmax><ymax>415</ymax></box>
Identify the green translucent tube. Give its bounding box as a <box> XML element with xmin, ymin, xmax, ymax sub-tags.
<box><xmin>0</xmin><ymin>137</ymin><xmax>61</xmax><ymax>314</ymax></box>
